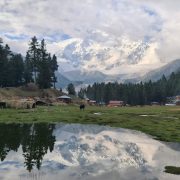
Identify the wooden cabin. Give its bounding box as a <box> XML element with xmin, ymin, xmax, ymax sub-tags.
<box><xmin>108</xmin><ymin>100</ymin><xmax>124</xmax><ymax>107</ymax></box>
<box><xmin>151</xmin><ymin>102</ymin><xmax>160</xmax><ymax>106</ymax></box>
<box><xmin>89</xmin><ymin>100</ymin><xmax>96</xmax><ymax>106</ymax></box>
<box><xmin>176</xmin><ymin>100</ymin><xmax>180</xmax><ymax>106</ymax></box>
<box><xmin>57</xmin><ymin>95</ymin><xmax>72</xmax><ymax>104</ymax></box>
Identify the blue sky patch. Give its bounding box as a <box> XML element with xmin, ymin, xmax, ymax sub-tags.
<box><xmin>142</xmin><ymin>6</ymin><xmax>157</xmax><ymax>16</ymax></box>
<box><xmin>61</xmin><ymin>34</ymin><xmax>71</xmax><ymax>40</ymax></box>
<box><xmin>4</xmin><ymin>34</ymin><xmax>29</xmax><ymax>41</ymax></box>
<box><xmin>45</xmin><ymin>33</ymin><xmax>72</xmax><ymax>42</ymax></box>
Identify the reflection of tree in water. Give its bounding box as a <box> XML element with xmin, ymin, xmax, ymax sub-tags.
<box><xmin>0</xmin><ymin>124</ymin><xmax>22</xmax><ymax>161</ymax></box>
<box><xmin>0</xmin><ymin>123</ymin><xmax>55</xmax><ymax>172</ymax></box>
<box><xmin>22</xmin><ymin>124</ymin><xmax>55</xmax><ymax>172</ymax></box>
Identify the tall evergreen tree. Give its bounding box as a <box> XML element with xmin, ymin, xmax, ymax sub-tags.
<box><xmin>25</xmin><ymin>37</ymin><xmax>58</xmax><ymax>89</ymax></box>
<box><xmin>0</xmin><ymin>39</ymin><xmax>4</xmax><ymax>87</ymax></box>
<box><xmin>27</xmin><ymin>36</ymin><xmax>39</xmax><ymax>83</ymax></box>
<box><xmin>78</xmin><ymin>88</ymin><xmax>85</xmax><ymax>99</ymax></box>
<box><xmin>51</xmin><ymin>54</ymin><xmax>58</xmax><ymax>89</ymax></box>
<box><xmin>24</xmin><ymin>52</ymin><xmax>33</xmax><ymax>84</ymax></box>
<box><xmin>37</xmin><ymin>39</ymin><xmax>52</xmax><ymax>89</ymax></box>
<box><xmin>9</xmin><ymin>54</ymin><xmax>24</xmax><ymax>86</ymax></box>
<box><xmin>67</xmin><ymin>83</ymin><xmax>76</xmax><ymax>95</ymax></box>
<box><xmin>0</xmin><ymin>44</ymin><xmax>12</xmax><ymax>87</ymax></box>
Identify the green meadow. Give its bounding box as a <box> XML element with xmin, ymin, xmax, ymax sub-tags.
<box><xmin>0</xmin><ymin>105</ymin><xmax>180</xmax><ymax>142</ymax></box>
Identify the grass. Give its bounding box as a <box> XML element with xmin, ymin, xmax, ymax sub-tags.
<box><xmin>0</xmin><ymin>105</ymin><xmax>180</xmax><ymax>142</ymax></box>
<box><xmin>164</xmin><ymin>166</ymin><xmax>180</xmax><ymax>175</ymax></box>
<box><xmin>0</xmin><ymin>87</ymin><xmax>61</xmax><ymax>99</ymax></box>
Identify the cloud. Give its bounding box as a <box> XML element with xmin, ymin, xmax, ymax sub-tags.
<box><xmin>0</xmin><ymin>0</ymin><xmax>179</xmax><ymax>62</ymax></box>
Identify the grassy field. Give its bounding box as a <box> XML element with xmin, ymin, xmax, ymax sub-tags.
<box><xmin>0</xmin><ymin>105</ymin><xmax>180</xmax><ymax>142</ymax></box>
<box><xmin>164</xmin><ymin>166</ymin><xmax>180</xmax><ymax>175</ymax></box>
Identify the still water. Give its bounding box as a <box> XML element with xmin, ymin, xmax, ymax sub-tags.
<box><xmin>0</xmin><ymin>123</ymin><xmax>179</xmax><ymax>180</ymax></box>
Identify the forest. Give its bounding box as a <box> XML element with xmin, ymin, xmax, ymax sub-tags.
<box><xmin>78</xmin><ymin>72</ymin><xmax>180</xmax><ymax>105</ymax></box>
<box><xmin>0</xmin><ymin>37</ymin><xmax>58</xmax><ymax>89</ymax></box>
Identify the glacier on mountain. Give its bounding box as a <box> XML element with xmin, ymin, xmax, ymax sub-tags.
<box><xmin>56</xmin><ymin>30</ymin><xmax>163</xmax><ymax>75</ymax></box>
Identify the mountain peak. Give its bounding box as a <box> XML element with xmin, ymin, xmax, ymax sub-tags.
<box><xmin>56</xmin><ymin>33</ymin><xmax>162</xmax><ymax>75</ymax></box>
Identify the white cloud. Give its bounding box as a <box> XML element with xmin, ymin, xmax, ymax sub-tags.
<box><xmin>0</xmin><ymin>0</ymin><xmax>180</xmax><ymax>63</ymax></box>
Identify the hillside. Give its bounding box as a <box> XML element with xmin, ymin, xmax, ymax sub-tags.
<box><xmin>142</xmin><ymin>59</ymin><xmax>180</xmax><ymax>82</ymax></box>
<box><xmin>0</xmin><ymin>85</ymin><xmax>62</xmax><ymax>100</ymax></box>
<box><xmin>121</xmin><ymin>59</ymin><xmax>180</xmax><ymax>84</ymax></box>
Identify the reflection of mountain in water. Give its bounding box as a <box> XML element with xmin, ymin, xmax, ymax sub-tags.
<box><xmin>0</xmin><ymin>124</ymin><xmax>180</xmax><ymax>180</ymax></box>
<box><xmin>0</xmin><ymin>124</ymin><xmax>55</xmax><ymax>172</ymax></box>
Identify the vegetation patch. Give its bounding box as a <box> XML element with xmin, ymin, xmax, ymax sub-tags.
<box><xmin>164</xmin><ymin>166</ymin><xmax>180</xmax><ymax>175</ymax></box>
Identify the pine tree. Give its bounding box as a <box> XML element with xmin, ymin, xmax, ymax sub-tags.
<box><xmin>0</xmin><ymin>39</ymin><xmax>4</xmax><ymax>87</ymax></box>
<box><xmin>50</xmin><ymin>54</ymin><xmax>58</xmax><ymax>89</ymax></box>
<box><xmin>25</xmin><ymin>37</ymin><xmax>59</xmax><ymax>89</ymax></box>
<box><xmin>78</xmin><ymin>89</ymin><xmax>85</xmax><ymax>99</ymax></box>
<box><xmin>67</xmin><ymin>83</ymin><xmax>76</xmax><ymax>95</ymax></box>
<box><xmin>9</xmin><ymin>54</ymin><xmax>24</xmax><ymax>86</ymax></box>
<box><xmin>27</xmin><ymin>36</ymin><xmax>39</xmax><ymax>83</ymax></box>
<box><xmin>37</xmin><ymin>39</ymin><xmax>52</xmax><ymax>89</ymax></box>
<box><xmin>24</xmin><ymin>52</ymin><xmax>33</xmax><ymax>84</ymax></box>
<box><xmin>0</xmin><ymin>44</ymin><xmax>12</xmax><ymax>87</ymax></box>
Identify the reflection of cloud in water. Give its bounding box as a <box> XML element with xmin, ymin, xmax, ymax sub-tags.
<box><xmin>0</xmin><ymin>124</ymin><xmax>180</xmax><ymax>180</ymax></box>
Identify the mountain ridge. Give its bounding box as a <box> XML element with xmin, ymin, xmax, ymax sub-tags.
<box><xmin>56</xmin><ymin>59</ymin><xmax>180</xmax><ymax>88</ymax></box>
<box><xmin>142</xmin><ymin>59</ymin><xmax>180</xmax><ymax>82</ymax></box>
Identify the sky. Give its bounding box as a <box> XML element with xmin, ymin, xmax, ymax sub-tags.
<box><xmin>0</xmin><ymin>0</ymin><xmax>180</xmax><ymax>63</ymax></box>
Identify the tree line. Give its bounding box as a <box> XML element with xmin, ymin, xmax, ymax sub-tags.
<box><xmin>78</xmin><ymin>72</ymin><xmax>180</xmax><ymax>105</ymax></box>
<box><xmin>0</xmin><ymin>37</ymin><xmax>58</xmax><ymax>89</ymax></box>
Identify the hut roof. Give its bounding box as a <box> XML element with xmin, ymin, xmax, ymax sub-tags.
<box><xmin>57</xmin><ymin>95</ymin><xmax>71</xmax><ymax>99</ymax></box>
<box><xmin>89</xmin><ymin>100</ymin><xmax>96</xmax><ymax>103</ymax></box>
<box><xmin>109</xmin><ymin>101</ymin><xmax>123</xmax><ymax>104</ymax></box>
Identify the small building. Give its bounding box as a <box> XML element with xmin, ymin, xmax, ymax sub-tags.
<box><xmin>89</xmin><ymin>100</ymin><xmax>96</xmax><ymax>106</ymax></box>
<box><xmin>175</xmin><ymin>100</ymin><xmax>180</xmax><ymax>106</ymax></box>
<box><xmin>165</xmin><ymin>103</ymin><xmax>176</xmax><ymax>106</ymax></box>
<box><xmin>35</xmin><ymin>100</ymin><xmax>49</xmax><ymax>106</ymax></box>
<box><xmin>108</xmin><ymin>100</ymin><xmax>124</xmax><ymax>107</ymax></box>
<box><xmin>176</xmin><ymin>95</ymin><xmax>180</xmax><ymax>101</ymax></box>
<box><xmin>151</xmin><ymin>102</ymin><xmax>160</xmax><ymax>106</ymax></box>
<box><xmin>57</xmin><ymin>95</ymin><xmax>72</xmax><ymax>104</ymax></box>
<box><xmin>85</xmin><ymin>98</ymin><xmax>90</xmax><ymax>103</ymax></box>
<box><xmin>166</xmin><ymin>95</ymin><xmax>180</xmax><ymax>105</ymax></box>
<box><xmin>6</xmin><ymin>99</ymin><xmax>36</xmax><ymax>109</ymax></box>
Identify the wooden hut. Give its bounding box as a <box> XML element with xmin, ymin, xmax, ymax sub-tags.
<box><xmin>6</xmin><ymin>99</ymin><xmax>36</xmax><ymax>109</ymax></box>
<box><xmin>35</xmin><ymin>100</ymin><xmax>49</xmax><ymax>106</ymax></box>
<box><xmin>57</xmin><ymin>95</ymin><xmax>72</xmax><ymax>104</ymax></box>
<box><xmin>151</xmin><ymin>102</ymin><xmax>160</xmax><ymax>106</ymax></box>
<box><xmin>108</xmin><ymin>100</ymin><xmax>124</xmax><ymax>107</ymax></box>
<box><xmin>89</xmin><ymin>100</ymin><xmax>96</xmax><ymax>106</ymax></box>
<box><xmin>176</xmin><ymin>100</ymin><xmax>180</xmax><ymax>106</ymax></box>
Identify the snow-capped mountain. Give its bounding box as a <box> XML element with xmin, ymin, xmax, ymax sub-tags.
<box><xmin>55</xmin><ymin>30</ymin><xmax>179</xmax><ymax>87</ymax></box>
<box><xmin>56</xmin><ymin>30</ymin><xmax>162</xmax><ymax>75</ymax></box>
